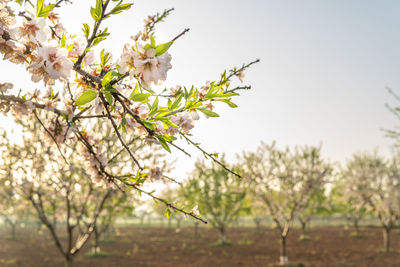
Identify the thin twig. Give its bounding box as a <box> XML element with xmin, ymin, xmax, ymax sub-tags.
<box><xmin>181</xmin><ymin>133</ymin><xmax>241</xmax><ymax>178</ymax></box>
<box><xmin>33</xmin><ymin>111</ymin><xmax>69</xmax><ymax>165</ymax></box>
<box><xmin>99</xmin><ymin>93</ymin><xmax>143</xmax><ymax>170</ymax></box>
<box><xmin>171</xmin><ymin>28</ymin><xmax>190</xmax><ymax>42</ymax></box>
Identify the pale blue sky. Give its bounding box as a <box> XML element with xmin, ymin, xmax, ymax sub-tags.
<box><xmin>1</xmin><ymin>0</ymin><xmax>400</xmax><ymax>179</ymax></box>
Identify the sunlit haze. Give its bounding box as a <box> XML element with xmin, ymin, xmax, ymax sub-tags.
<box><xmin>1</xmin><ymin>0</ymin><xmax>399</xmax><ymax>180</ymax></box>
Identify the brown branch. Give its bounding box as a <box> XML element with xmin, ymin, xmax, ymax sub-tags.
<box><xmin>171</xmin><ymin>28</ymin><xmax>190</xmax><ymax>42</ymax></box>
<box><xmin>0</xmin><ymin>94</ymin><xmax>67</xmax><ymax>116</ymax></box>
<box><xmin>99</xmin><ymin>93</ymin><xmax>143</xmax><ymax>170</ymax></box>
<box><xmin>181</xmin><ymin>133</ymin><xmax>241</xmax><ymax>178</ymax></box>
<box><xmin>217</xmin><ymin>59</ymin><xmax>260</xmax><ymax>86</ymax></box>
<box><xmin>33</xmin><ymin>111</ymin><xmax>69</xmax><ymax>165</ymax></box>
<box><xmin>123</xmin><ymin>181</ymin><xmax>207</xmax><ymax>224</ymax></box>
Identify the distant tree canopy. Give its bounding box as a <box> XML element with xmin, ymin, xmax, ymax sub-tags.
<box><xmin>181</xmin><ymin>157</ymin><xmax>247</xmax><ymax>244</ymax></box>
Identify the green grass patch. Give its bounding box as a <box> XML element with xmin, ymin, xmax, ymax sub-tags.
<box><xmin>99</xmin><ymin>239</ymin><xmax>114</xmax><ymax>243</ymax></box>
<box><xmin>210</xmin><ymin>240</ymin><xmax>232</xmax><ymax>247</ymax></box>
<box><xmin>298</xmin><ymin>235</ymin><xmax>311</xmax><ymax>241</ymax></box>
<box><xmin>238</xmin><ymin>238</ymin><xmax>254</xmax><ymax>245</ymax></box>
<box><xmin>0</xmin><ymin>259</ymin><xmax>17</xmax><ymax>265</ymax></box>
<box><xmin>83</xmin><ymin>251</ymin><xmax>110</xmax><ymax>258</ymax></box>
<box><xmin>377</xmin><ymin>248</ymin><xmax>399</xmax><ymax>253</ymax></box>
<box><xmin>349</xmin><ymin>232</ymin><xmax>362</xmax><ymax>238</ymax></box>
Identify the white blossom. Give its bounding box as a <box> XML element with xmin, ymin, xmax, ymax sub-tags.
<box><xmin>171</xmin><ymin>112</ymin><xmax>194</xmax><ymax>133</ymax></box>
<box><xmin>37</xmin><ymin>45</ymin><xmax>73</xmax><ymax>80</ymax></box>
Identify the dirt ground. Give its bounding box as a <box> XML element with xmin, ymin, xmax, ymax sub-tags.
<box><xmin>0</xmin><ymin>225</ymin><xmax>399</xmax><ymax>266</ymax></box>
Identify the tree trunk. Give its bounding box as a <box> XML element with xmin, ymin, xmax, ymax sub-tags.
<box><xmin>37</xmin><ymin>221</ymin><xmax>42</xmax><ymax>233</ymax></box>
<box><xmin>93</xmin><ymin>226</ymin><xmax>100</xmax><ymax>254</ymax></box>
<box><xmin>65</xmin><ymin>255</ymin><xmax>73</xmax><ymax>267</ymax></box>
<box><xmin>168</xmin><ymin>219</ymin><xmax>171</xmax><ymax>229</ymax></box>
<box><xmin>383</xmin><ymin>227</ymin><xmax>391</xmax><ymax>252</ymax></box>
<box><xmin>53</xmin><ymin>215</ymin><xmax>57</xmax><ymax>231</ymax></box>
<box><xmin>301</xmin><ymin>221</ymin><xmax>306</xmax><ymax>237</ymax></box>
<box><xmin>354</xmin><ymin>219</ymin><xmax>360</xmax><ymax>236</ymax></box>
<box><xmin>280</xmin><ymin>236</ymin><xmax>288</xmax><ymax>265</ymax></box>
<box><xmin>11</xmin><ymin>223</ymin><xmax>16</xmax><ymax>240</ymax></box>
<box><xmin>194</xmin><ymin>222</ymin><xmax>199</xmax><ymax>238</ymax></box>
<box><xmin>220</xmin><ymin>227</ymin><xmax>226</xmax><ymax>243</ymax></box>
<box><xmin>254</xmin><ymin>218</ymin><xmax>261</xmax><ymax>232</ymax></box>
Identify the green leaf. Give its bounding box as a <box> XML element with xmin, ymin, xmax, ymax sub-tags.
<box><xmin>170</xmin><ymin>94</ymin><xmax>183</xmax><ymax>110</ymax></box>
<box><xmin>120</xmin><ymin>116</ymin><xmax>127</xmax><ymax>132</ymax></box>
<box><xmin>165</xmin><ymin>208</ymin><xmax>171</xmax><ymax>219</ymax></box>
<box><xmin>95</xmin><ymin>0</ymin><xmax>103</xmax><ymax>20</ymax></box>
<box><xmin>100</xmin><ymin>49</ymin><xmax>111</xmax><ymax>67</ymax></box>
<box><xmin>110</xmin><ymin>3</ymin><xmax>133</xmax><ymax>15</ymax></box>
<box><xmin>97</xmin><ymin>28</ymin><xmax>110</xmax><ymax>38</ymax></box>
<box><xmin>150</xmin><ymin>35</ymin><xmax>156</xmax><ymax>47</ymax></box>
<box><xmin>148</xmin><ymin>96</ymin><xmax>159</xmax><ymax>117</ymax></box>
<box><xmin>38</xmin><ymin>4</ymin><xmax>55</xmax><ymax>17</ymax></box>
<box><xmin>90</xmin><ymin>7</ymin><xmax>99</xmax><ymax>21</ymax></box>
<box><xmin>92</xmin><ymin>36</ymin><xmax>106</xmax><ymax>46</ymax></box>
<box><xmin>82</xmin><ymin>23</ymin><xmax>90</xmax><ymax>38</ymax></box>
<box><xmin>198</xmin><ymin>107</ymin><xmax>219</xmax><ymax>117</ymax></box>
<box><xmin>102</xmin><ymin>71</ymin><xmax>118</xmax><ymax>87</ymax></box>
<box><xmin>222</xmin><ymin>92</ymin><xmax>239</xmax><ymax>97</ymax></box>
<box><xmin>157</xmin><ymin>136</ymin><xmax>171</xmax><ymax>153</ymax></box>
<box><xmin>217</xmin><ymin>99</ymin><xmax>238</xmax><ymax>108</ymax></box>
<box><xmin>129</xmin><ymin>83</ymin><xmax>139</xmax><ymax>99</ymax></box>
<box><xmin>104</xmin><ymin>91</ymin><xmax>113</xmax><ymax>106</ymax></box>
<box><xmin>142</xmin><ymin>120</ymin><xmax>155</xmax><ymax>130</ymax></box>
<box><xmin>60</xmin><ymin>33</ymin><xmax>66</xmax><ymax>47</ymax></box>
<box><xmin>75</xmin><ymin>90</ymin><xmax>98</xmax><ymax>106</ymax></box>
<box><xmin>155</xmin><ymin>41</ymin><xmax>173</xmax><ymax>56</ymax></box>
<box><xmin>131</xmin><ymin>93</ymin><xmax>151</xmax><ymax>103</ymax></box>
<box><xmin>36</xmin><ymin>0</ymin><xmax>43</xmax><ymax>17</ymax></box>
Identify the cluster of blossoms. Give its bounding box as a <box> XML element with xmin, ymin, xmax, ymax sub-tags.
<box><xmin>147</xmin><ymin>166</ymin><xmax>162</xmax><ymax>181</ymax></box>
<box><xmin>117</xmin><ymin>42</ymin><xmax>172</xmax><ymax>88</ymax></box>
<box><xmin>0</xmin><ymin>0</ymin><xmax>17</xmax><ymax>58</ymax></box>
<box><xmin>0</xmin><ymin>1</ymin><xmax>98</xmax><ymax>86</ymax></box>
<box><xmin>44</xmin><ymin>115</ymin><xmax>73</xmax><ymax>144</ymax></box>
<box><xmin>0</xmin><ymin>0</ymin><xmax>256</xmax><ymax>223</ymax></box>
<box><xmin>0</xmin><ymin>81</ymin><xmax>12</xmax><ymax>93</ymax></box>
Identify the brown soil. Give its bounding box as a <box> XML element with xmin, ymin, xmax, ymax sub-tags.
<box><xmin>0</xmin><ymin>225</ymin><xmax>399</xmax><ymax>266</ymax></box>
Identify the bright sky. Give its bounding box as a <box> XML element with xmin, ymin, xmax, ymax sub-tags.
<box><xmin>1</xmin><ymin>0</ymin><xmax>400</xmax><ymax>180</ymax></box>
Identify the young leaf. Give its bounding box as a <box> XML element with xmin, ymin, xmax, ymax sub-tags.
<box><xmin>170</xmin><ymin>94</ymin><xmax>183</xmax><ymax>110</ymax></box>
<box><xmin>131</xmin><ymin>93</ymin><xmax>151</xmax><ymax>103</ymax></box>
<box><xmin>38</xmin><ymin>4</ymin><xmax>55</xmax><ymax>17</ymax></box>
<box><xmin>82</xmin><ymin>23</ymin><xmax>90</xmax><ymax>38</ymax></box>
<box><xmin>60</xmin><ymin>33</ymin><xmax>66</xmax><ymax>47</ymax></box>
<box><xmin>217</xmin><ymin>98</ymin><xmax>238</xmax><ymax>108</ymax></box>
<box><xmin>102</xmin><ymin>71</ymin><xmax>118</xmax><ymax>87</ymax></box>
<box><xmin>150</xmin><ymin>35</ymin><xmax>156</xmax><ymax>47</ymax></box>
<box><xmin>90</xmin><ymin>7</ymin><xmax>99</xmax><ymax>21</ymax></box>
<box><xmin>104</xmin><ymin>91</ymin><xmax>113</xmax><ymax>106</ymax></box>
<box><xmin>165</xmin><ymin>208</ymin><xmax>171</xmax><ymax>219</ymax></box>
<box><xmin>95</xmin><ymin>0</ymin><xmax>103</xmax><ymax>20</ymax></box>
<box><xmin>110</xmin><ymin>3</ymin><xmax>133</xmax><ymax>15</ymax></box>
<box><xmin>36</xmin><ymin>0</ymin><xmax>43</xmax><ymax>17</ymax></box>
<box><xmin>155</xmin><ymin>41</ymin><xmax>173</xmax><ymax>56</ymax></box>
<box><xmin>157</xmin><ymin>136</ymin><xmax>171</xmax><ymax>153</ymax></box>
<box><xmin>75</xmin><ymin>90</ymin><xmax>98</xmax><ymax>106</ymax></box>
<box><xmin>198</xmin><ymin>107</ymin><xmax>219</xmax><ymax>117</ymax></box>
<box><xmin>92</xmin><ymin>36</ymin><xmax>106</xmax><ymax>46</ymax></box>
